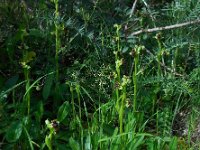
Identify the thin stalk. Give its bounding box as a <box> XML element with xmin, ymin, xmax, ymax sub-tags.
<box><xmin>155</xmin><ymin>35</ymin><xmax>163</xmax><ymax>133</ymax></box>
<box><xmin>152</xmin><ymin>95</ymin><xmax>155</xmax><ymax>116</ymax></box>
<box><xmin>133</xmin><ymin>54</ymin><xmax>138</xmax><ymax>112</ymax></box>
<box><xmin>157</xmin><ymin>45</ymin><xmax>162</xmax><ymax>76</ymax></box>
<box><xmin>23</xmin><ymin>125</ymin><xmax>34</xmax><ymax>150</ymax></box>
<box><xmin>75</xmin><ymin>84</ymin><xmax>82</xmax><ymax>143</ymax></box>
<box><xmin>155</xmin><ymin>33</ymin><xmax>163</xmax><ymax>76</ymax></box>
<box><xmin>54</xmin><ymin>0</ymin><xmax>60</xmax><ymax>85</ymax></box>
<box><xmin>115</xmin><ymin>56</ymin><xmax>121</xmax><ymax>102</ymax></box>
<box><xmin>75</xmin><ymin>84</ymin><xmax>81</xmax><ymax>120</ymax></box>
<box><xmin>12</xmin><ymin>89</ymin><xmax>15</xmax><ymax>104</ymax></box>
<box><xmin>119</xmin><ymin>88</ymin><xmax>126</xmax><ymax>134</ymax></box>
<box><xmin>173</xmin><ymin>47</ymin><xmax>179</xmax><ymax>74</ymax></box>
<box><xmin>156</xmin><ymin>110</ymin><xmax>159</xmax><ymax>134</ymax></box>
<box><xmin>55</xmin><ymin>27</ymin><xmax>59</xmax><ymax>84</ymax></box>
<box><xmin>24</xmin><ymin>68</ymin><xmax>31</xmax><ymax>115</ymax></box>
<box><xmin>70</xmin><ymin>86</ymin><xmax>75</xmax><ymax>119</ymax></box>
<box><xmin>157</xmin><ymin>54</ymin><xmax>162</xmax><ymax>76</ymax></box>
<box><xmin>20</xmin><ymin>29</ymin><xmax>31</xmax><ymax>116</ymax></box>
<box><xmin>101</xmin><ymin>24</ymin><xmax>104</xmax><ymax>47</ymax></box>
<box><xmin>22</xmin><ymin>46</ymin><xmax>31</xmax><ymax>116</ymax></box>
<box><xmin>114</xmin><ymin>24</ymin><xmax>122</xmax><ymax>101</ymax></box>
<box><xmin>45</xmin><ymin>120</ymin><xmax>54</xmax><ymax>150</ymax></box>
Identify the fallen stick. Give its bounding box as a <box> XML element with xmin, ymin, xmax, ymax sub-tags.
<box><xmin>131</xmin><ymin>19</ymin><xmax>200</xmax><ymax>36</ymax></box>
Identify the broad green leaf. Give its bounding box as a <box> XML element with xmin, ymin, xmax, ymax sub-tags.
<box><xmin>5</xmin><ymin>121</ymin><xmax>23</xmax><ymax>142</ymax></box>
<box><xmin>69</xmin><ymin>137</ymin><xmax>80</xmax><ymax>150</ymax></box>
<box><xmin>42</xmin><ymin>73</ymin><xmax>54</xmax><ymax>100</ymax></box>
<box><xmin>57</xmin><ymin>101</ymin><xmax>70</xmax><ymax>122</ymax></box>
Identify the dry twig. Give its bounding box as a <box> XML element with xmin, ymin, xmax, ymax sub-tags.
<box><xmin>131</xmin><ymin>19</ymin><xmax>200</xmax><ymax>36</ymax></box>
<box><xmin>130</xmin><ymin>0</ymin><xmax>138</xmax><ymax>18</ymax></box>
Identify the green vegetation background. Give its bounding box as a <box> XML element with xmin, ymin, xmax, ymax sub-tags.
<box><xmin>0</xmin><ymin>0</ymin><xmax>200</xmax><ymax>149</ymax></box>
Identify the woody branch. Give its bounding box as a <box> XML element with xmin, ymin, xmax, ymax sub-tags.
<box><xmin>131</xmin><ymin>19</ymin><xmax>200</xmax><ymax>36</ymax></box>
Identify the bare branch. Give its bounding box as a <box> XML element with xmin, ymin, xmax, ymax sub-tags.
<box><xmin>131</xmin><ymin>19</ymin><xmax>200</xmax><ymax>36</ymax></box>
<box><xmin>130</xmin><ymin>0</ymin><xmax>138</xmax><ymax>18</ymax></box>
<box><xmin>125</xmin><ymin>0</ymin><xmax>138</xmax><ymax>38</ymax></box>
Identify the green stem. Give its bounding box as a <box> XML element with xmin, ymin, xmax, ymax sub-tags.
<box><xmin>156</xmin><ymin>110</ymin><xmax>159</xmax><ymax>134</ymax></box>
<box><xmin>54</xmin><ymin>0</ymin><xmax>60</xmax><ymax>85</ymax></box>
<box><xmin>76</xmin><ymin>85</ymin><xmax>81</xmax><ymax>120</ymax></box>
<box><xmin>156</xmin><ymin>37</ymin><xmax>162</xmax><ymax>133</ymax></box>
<box><xmin>133</xmin><ymin>55</ymin><xmax>138</xmax><ymax>112</ymax></box>
<box><xmin>12</xmin><ymin>90</ymin><xmax>15</xmax><ymax>105</ymax></box>
<box><xmin>47</xmin><ymin>133</ymin><xmax>53</xmax><ymax>150</ymax></box>
<box><xmin>24</xmin><ymin>68</ymin><xmax>30</xmax><ymax>115</ymax></box>
<box><xmin>70</xmin><ymin>86</ymin><xmax>75</xmax><ymax>119</ymax></box>
<box><xmin>157</xmin><ymin>54</ymin><xmax>161</xmax><ymax>76</ymax></box>
<box><xmin>119</xmin><ymin>88</ymin><xmax>126</xmax><ymax>134</ymax></box>
<box><xmin>157</xmin><ymin>37</ymin><xmax>162</xmax><ymax>76</ymax></box>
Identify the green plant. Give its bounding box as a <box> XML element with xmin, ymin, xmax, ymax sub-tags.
<box><xmin>132</xmin><ymin>45</ymin><xmax>144</xmax><ymax>112</ymax></box>
<box><xmin>50</xmin><ymin>0</ymin><xmax>61</xmax><ymax>85</ymax></box>
<box><xmin>19</xmin><ymin>28</ymin><xmax>36</xmax><ymax>115</ymax></box>
<box><xmin>1</xmin><ymin>0</ymin><xmax>200</xmax><ymax>149</ymax></box>
<box><xmin>45</xmin><ymin>119</ymin><xmax>56</xmax><ymax>150</ymax></box>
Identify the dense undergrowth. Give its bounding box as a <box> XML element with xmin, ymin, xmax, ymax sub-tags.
<box><xmin>1</xmin><ymin>0</ymin><xmax>200</xmax><ymax>149</ymax></box>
